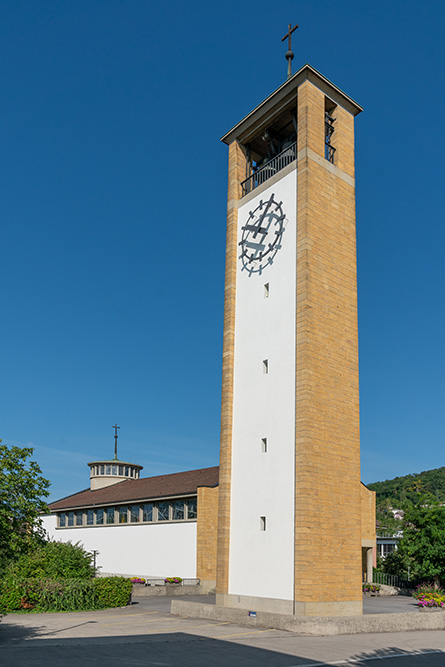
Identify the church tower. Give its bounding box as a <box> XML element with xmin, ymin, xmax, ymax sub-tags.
<box><xmin>216</xmin><ymin>61</ymin><xmax>364</xmax><ymax>617</ymax></box>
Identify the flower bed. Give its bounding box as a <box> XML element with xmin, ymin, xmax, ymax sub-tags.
<box><xmin>412</xmin><ymin>581</ymin><xmax>445</xmax><ymax>609</ymax></box>
<box><xmin>416</xmin><ymin>594</ymin><xmax>445</xmax><ymax>609</ymax></box>
<box><xmin>130</xmin><ymin>577</ymin><xmax>146</xmax><ymax>585</ymax></box>
<box><xmin>362</xmin><ymin>583</ymin><xmax>381</xmax><ymax>595</ymax></box>
<box><xmin>164</xmin><ymin>577</ymin><xmax>182</xmax><ymax>585</ymax></box>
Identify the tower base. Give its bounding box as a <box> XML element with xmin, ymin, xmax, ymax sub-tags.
<box><xmin>216</xmin><ymin>593</ymin><xmax>362</xmax><ymax>617</ymax></box>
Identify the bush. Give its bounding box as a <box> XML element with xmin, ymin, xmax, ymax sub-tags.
<box><xmin>4</xmin><ymin>541</ymin><xmax>94</xmax><ymax>581</ymax></box>
<box><xmin>94</xmin><ymin>577</ymin><xmax>132</xmax><ymax>609</ymax></box>
<box><xmin>0</xmin><ymin>578</ymin><xmax>24</xmax><ymax>611</ymax></box>
<box><xmin>0</xmin><ymin>577</ymin><xmax>132</xmax><ymax>613</ymax></box>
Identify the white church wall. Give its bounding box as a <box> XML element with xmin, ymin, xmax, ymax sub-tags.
<box><xmin>229</xmin><ymin>167</ymin><xmax>297</xmax><ymax>602</ymax></box>
<box><xmin>41</xmin><ymin>514</ymin><xmax>197</xmax><ymax>578</ymax></box>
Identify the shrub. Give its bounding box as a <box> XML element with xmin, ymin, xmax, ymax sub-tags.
<box><xmin>0</xmin><ymin>578</ymin><xmax>24</xmax><ymax>611</ymax></box>
<box><xmin>93</xmin><ymin>577</ymin><xmax>132</xmax><ymax>608</ymax></box>
<box><xmin>4</xmin><ymin>541</ymin><xmax>94</xmax><ymax>581</ymax></box>
<box><xmin>0</xmin><ymin>577</ymin><xmax>132</xmax><ymax>613</ymax></box>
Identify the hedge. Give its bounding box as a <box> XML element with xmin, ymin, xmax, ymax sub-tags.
<box><xmin>0</xmin><ymin>577</ymin><xmax>132</xmax><ymax>613</ymax></box>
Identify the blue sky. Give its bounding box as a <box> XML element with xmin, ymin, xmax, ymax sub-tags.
<box><xmin>1</xmin><ymin>0</ymin><xmax>444</xmax><ymax>501</ymax></box>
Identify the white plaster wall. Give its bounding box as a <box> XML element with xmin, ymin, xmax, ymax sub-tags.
<box><xmin>229</xmin><ymin>168</ymin><xmax>297</xmax><ymax>601</ymax></box>
<box><xmin>41</xmin><ymin>514</ymin><xmax>197</xmax><ymax>578</ymax></box>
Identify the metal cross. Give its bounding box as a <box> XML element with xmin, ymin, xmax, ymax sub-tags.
<box><xmin>281</xmin><ymin>23</ymin><xmax>299</xmax><ymax>79</ymax></box>
<box><xmin>112</xmin><ymin>423</ymin><xmax>120</xmax><ymax>460</ymax></box>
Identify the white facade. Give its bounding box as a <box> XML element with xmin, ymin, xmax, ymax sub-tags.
<box><xmin>42</xmin><ymin>514</ymin><xmax>197</xmax><ymax>578</ymax></box>
<box><xmin>229</xmin><ymin>165</ymin><xmax>297</xmax><ymax>602</ymax></box>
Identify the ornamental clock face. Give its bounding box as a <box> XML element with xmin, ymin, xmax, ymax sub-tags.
<box><xmin>239</xmin><ymin>193</ymin><xmax>286</xmax><ymax>274</ymax></box>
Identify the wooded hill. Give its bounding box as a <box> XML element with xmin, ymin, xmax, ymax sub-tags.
<box><xmin>367</xmin><ymin>466</ymin><xmax>445</xmax><ymax>507</ymax></box>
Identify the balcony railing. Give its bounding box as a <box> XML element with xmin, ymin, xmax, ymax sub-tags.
<box><xmin>241</xmin><ymin>141</ymin><xmax>297</xmax><ymax>197</ymax></box>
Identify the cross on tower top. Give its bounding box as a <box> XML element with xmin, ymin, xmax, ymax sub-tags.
<box><xmin>112</xmin><ymin>423</ymin><xmax>120</xmax><ymax>460</ymax></box>
<box><xmin>281</xmin><ymin>23</ymin><xmax>299</xmax><ymax>79</ymax></box>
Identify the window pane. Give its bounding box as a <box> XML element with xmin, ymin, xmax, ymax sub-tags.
<box><xmin>59</xmin><ymin>513</ymin><xmax>66</xmax><ymax>527</ymax></box>
<box><xmin>119</xmin><ymin>466</ymin><xmax>124</xmax><ymax>476</ymax></box>
<box><xmin>106</xmin><ymin>507</ymin><xmax>115</xmax><ymax>524</ymax></box>
<box><xmin>100</xmin><ymin>465</ymin><xmax>104</xmax><ymax>475</ymax></box>
<box><xmin>87</xmin><ymin>509</ymin><xmax>94</xmax><ymax>525</ymax></box>
<box><xmin>186</xmin><ymin>499</ymin><xmax>197</xmax><ymax>519</ymax></box>
<box><xmin>68</xmin><ymin>511</ymin><xmax>74</xmax><ymax>526</ymax></box>
<box><xmin>106</xmin><ymin>465</ymin><xmax>111</xmax><ymax>475</ymax></box>
<box><xmin>157</xmin><ymin>502</ymin><xmax>169</xmax><ymax>521</ymax></box>
<box><xmin>125</xmin><ymin>466</ymin><xmax>129</xmax><ymax>476</ymax></box>
<box><xmin>96</xmin><ymin>508</ymin><xmax>104</xmax><ymax>525</ymax></box>
<box><xmin>75</xmin><ymin>511</ymin><xmax>83</xmax><ymax>526</ymax></box>
<box><xmin>130</xmin><ymin>505</ymin><xmax>140</xmax><ymax>522</ymax></box>
<box><xmin>142</xmin><ymin>503</ymin><xmax>153</xmax><ymax>522</ymax></box>
<box><xmin>112</xmin><ymin>465</ymin><xmax>117</xmax><ymax>476</ymax></box>
<box><xmin>172</xmin><ymin>501</ymin><xmax>184</xmax><ymax>520</ymax></box>
<box><xmin>119</xmin><ymin>506</ymin><xmax>128</xmax><ymax>523</ymax></box>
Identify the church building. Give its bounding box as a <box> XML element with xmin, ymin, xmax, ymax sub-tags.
<box><xmin>43</xmin><ymin>40</ymin><xmax>376</xmax><ymax>613</ymax></box>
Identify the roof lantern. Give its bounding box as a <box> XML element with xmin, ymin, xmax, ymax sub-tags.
<box><xmin>87</xmin><ymin>425</ymin><xmax>143</xmax><ymax>490</ymax></box>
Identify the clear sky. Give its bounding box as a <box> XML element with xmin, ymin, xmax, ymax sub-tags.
<box><xmin>1</xmin><ymin>0</ymin><xmax>444</xmax><ymax>502</ymax></box>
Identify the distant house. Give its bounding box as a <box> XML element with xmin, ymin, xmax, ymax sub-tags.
<box><xmin>376</xmin><ymin>532</ymin><xmax>401</xmax><ymax>559</ymax></box>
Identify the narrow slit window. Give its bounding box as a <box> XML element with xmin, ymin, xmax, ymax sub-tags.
<box><xmin>264</xmin><ymin>283</ymin><xmax>269</xmax><ymax>298</ymax></box>
<box><xmin>261</xmin><ymin>438</ymin><xmax>267</xmax><ymax>453</ymax></box>
<box><xmin>260</xmin><ymin>516</ymin><xmax>266</xmax><ymax>531</ymax></box>
<box><xmin>263</xmin><ymin>359</ymin><xmax>269</xmax><ymax>374</ymax></box>
<box><xmin>325</xmin><ymin>99</ymin><xmax>337</xmax><ymax>164</ymax></box>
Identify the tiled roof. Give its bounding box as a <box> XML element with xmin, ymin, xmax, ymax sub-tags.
<box><xmin>49</xmin><ymin>466</ymin><xmax>219</xmax><ymax>511</ymax></box>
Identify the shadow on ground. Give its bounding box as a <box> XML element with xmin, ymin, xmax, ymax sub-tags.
<box><xmin>0</xmin><ymin>629</ymin><xmax>445</xmax><ymax>666</ymax></box>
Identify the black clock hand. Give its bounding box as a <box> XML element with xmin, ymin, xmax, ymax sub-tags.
<box><xmin>243</xmin><ymin>222</ymin><xmax>268</xmax><ymax>236</ymax></box>
<box><xmin>255</xmin><ymin>196</ymin><xmax>274</xmax><ymax>234</ymax></box>
<box><xmin>241</xmin><ymin>198</ymin><xmax>274</xmax><ymax>238</ymax></box>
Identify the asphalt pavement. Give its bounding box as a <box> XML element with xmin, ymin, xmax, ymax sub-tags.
<box><xmin>0</xmin><ymin>595</ymin><xmax>444</xmax><ymax>667</ymax></box>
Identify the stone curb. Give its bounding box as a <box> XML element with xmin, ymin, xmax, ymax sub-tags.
<box><xmin>170</xmin><ymin>600</ymin><xmax>445</xmax><ymax>636</ymax></box>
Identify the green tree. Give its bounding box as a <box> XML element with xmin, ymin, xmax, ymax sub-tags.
<box><xmin>0</xmin><ymin>441</ymin><xmax>50</xmax><ymax>568</ymax></box>
<box><xmin>395</xmin><ymin>500</ymin><xmax>445</xmax><ymax>588</ymax></box>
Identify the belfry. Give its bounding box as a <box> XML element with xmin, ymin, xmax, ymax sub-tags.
<box><xmin>216</xmin><ymin>53</ymin><xmax>374</xmax><ymax>616</ymax></box>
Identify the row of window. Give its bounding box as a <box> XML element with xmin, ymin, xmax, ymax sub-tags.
<box><xmin>91</xmin><ymin>464</ymin><xmax>140</xmax><ymax>478</ymax></box>
<box><xmin>58</xmin><ymin>498</ymin><xmax>197</xmax><ymax>528</ymax></box>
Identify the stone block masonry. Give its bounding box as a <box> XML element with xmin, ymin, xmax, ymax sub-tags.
<box><xmin>294</xmin><ymin>80</ymin><xmax>362</xmax><ymax>614</ymax></box>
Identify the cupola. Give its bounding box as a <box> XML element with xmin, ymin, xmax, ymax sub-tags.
<box><xmin>87</xmin><ymin>424</ymin><xmax>143</xmax><ymax>490</ymax></box>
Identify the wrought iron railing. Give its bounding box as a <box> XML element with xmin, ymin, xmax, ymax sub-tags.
<box><xmin>372</xmin><ymin>571</ymin><xmax>411</xmax><ymax>589</ymax></box>
<box><xmin>325</xmin><ymin>143</ymin><xmax>336</xmax><ymax>163</ymax></box>
<box><xmin>241</xmin><ymin>141</ymin><xmax>297</xmax><ymax>197</ymax></box>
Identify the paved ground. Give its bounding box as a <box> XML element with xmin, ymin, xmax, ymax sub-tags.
<box><xmin>0</xmin><ymin>595</ymin><xmax>444</xmax><ymax>666</ymax></box>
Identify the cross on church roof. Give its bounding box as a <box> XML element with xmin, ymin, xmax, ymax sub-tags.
<box><xmin>112</xmin><ymin>423</ymin><xmax>120</xmax><ymax>460</ymax></box>
<box><xmin>281</xmin><ymin>23</ymin><xmax>299</xmax><ymax>79</ymax></box>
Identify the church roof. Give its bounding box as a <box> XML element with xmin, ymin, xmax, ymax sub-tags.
<box><xmin>48</xmin><ymin>466</ymin><xmax>219</xmax><ymax>511</ymax></box>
